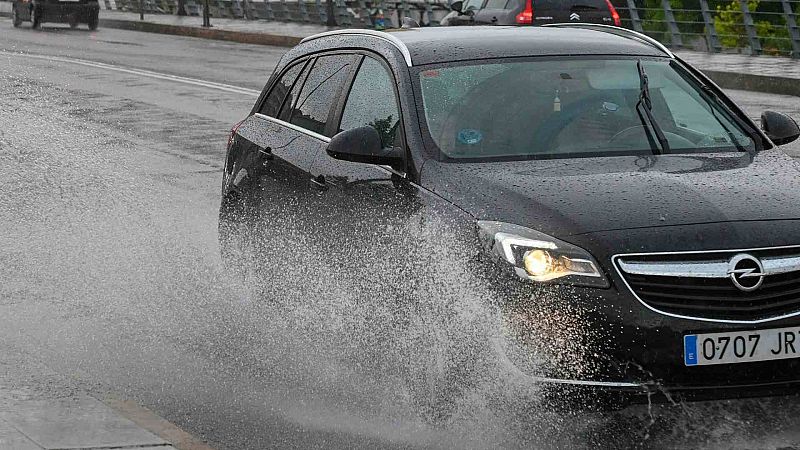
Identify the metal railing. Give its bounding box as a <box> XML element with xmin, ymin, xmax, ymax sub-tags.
<box><xmin>102</xmin><ymin>0</ymin><xmax>800</xmax><ymax>58</ymax></box>
<box><xmin>618</xmin><ymin>0</ymin><xmax>800</xmax><ymax>57</ymax></box>
<box><xmin>106</xmin><ymin>0</ymin><xmax>451</xmax><ymax>28</ymax></box>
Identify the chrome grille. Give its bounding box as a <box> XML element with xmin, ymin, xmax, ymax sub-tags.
<box><xmin>615</xmin><ymin>246</ymin><xmax>800</xmax><ymax>322</ymax></box>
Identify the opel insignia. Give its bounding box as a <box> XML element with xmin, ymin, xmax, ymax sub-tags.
<box><xmin>219</xmin><ymin>24</ymin><xmax>800</xmax><ymax>407</ymax></box>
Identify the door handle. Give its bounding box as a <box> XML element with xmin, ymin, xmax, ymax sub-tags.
<box><xmin>310</xmin><ymin>175</ymin><xmax>327</xmax><ymax>190</ymax></box>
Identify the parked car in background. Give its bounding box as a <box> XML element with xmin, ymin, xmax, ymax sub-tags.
<box><xmin>441</xmin><ymin>0</ymin><xmax>621</xmax><ymax>27</ymax></box>
<box><xmin>11</xmin><ymin>0</ymin><xmax>100</xmax><ymax>30</ymax></box>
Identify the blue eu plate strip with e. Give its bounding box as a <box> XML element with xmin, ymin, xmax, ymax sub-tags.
<box><xmin>684</xmin><ymin>334</ymin><xmax>698</xmax><ymax>366</ymax></box>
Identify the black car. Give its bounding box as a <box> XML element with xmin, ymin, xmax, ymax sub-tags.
<box><xmin>11</xmin><ymin>0</ymin><xmax>99</xmax><ymax>30</ymax></box>
<box><xmin>441</xmin><ymin>0</ymin><xmax>621</xmax><ymax>27</ymax></box>
<box><xmin>219</xmin><ymin>25</ymin><xmax>800</xmax><ymax>408</ymax></box>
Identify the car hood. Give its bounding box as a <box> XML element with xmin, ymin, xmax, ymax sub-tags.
<box><xmin>420</xmin><ymin>150</ymin><xmax>800</xmax><ymax>238</ymax></box>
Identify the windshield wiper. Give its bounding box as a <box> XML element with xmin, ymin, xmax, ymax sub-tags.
<box><xmin>635</xmin><ymin>60</ymin><xmax>670</xmax><ymax>155</ymax></box>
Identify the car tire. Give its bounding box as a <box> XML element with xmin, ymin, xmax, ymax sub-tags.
<box><xmin>30</xmin><ymin>6</ymin><xmax>41</xmax><ymax>29</ymax></box>
<box><xmin>88</xmin><ymin>12</ymin><xmax>98</xmax><ymax>30</ymax></box>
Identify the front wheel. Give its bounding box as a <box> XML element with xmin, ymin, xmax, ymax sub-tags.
<box><xmin>11</xmin><ymin>5</ymin><xmax>23</xmax><ymax>27</ymax></box>
<box><xmin>30</xmin><ymin>6</ymin><xmax>41</xmax><ymax>29</ymax></box>
<box><xmin>87</xmin><ymin>11</ymin><xmax>98</xmax><ymax>30</ymax></box>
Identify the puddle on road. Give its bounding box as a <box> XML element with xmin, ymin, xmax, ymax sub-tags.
<box><xmin>2</xmin><ymin>68</ymin><xmax>800</xmax><ymax>450</ymax></box>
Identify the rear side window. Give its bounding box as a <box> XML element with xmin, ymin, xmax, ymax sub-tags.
<box><xmin>484</xmin><ymin>0</ymin><xmax>509</xmax><ymax>9</ymax></box>
<box><xmin>288</xmin><ymin>55</ymin><xmax>357</xmax><ymax>136</ymax></box>
<box><xmin>339</xmin><ymin>57</ymin><xmax>401</xmax><ymax>149</ymax></box>
<box><xmin>260</xmin><ymin>61</ymin><xmax>306</xmax><ymax>117</ymax></box>
<box><xmin>534</xmin><ymin>0</ymin><xmax>606</xmax><ymax>8</ymax></box>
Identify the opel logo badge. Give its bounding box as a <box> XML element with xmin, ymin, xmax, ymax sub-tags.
<box><xmin>727</xmin><ymin>253</ymin><xmax>766</xmax><ymax>292</ymax></box>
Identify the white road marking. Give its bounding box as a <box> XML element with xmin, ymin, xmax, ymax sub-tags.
<box><xmin>0</xmin><ymin>49</ymin><xmax>261</xmax><ymax>97</ymax></box>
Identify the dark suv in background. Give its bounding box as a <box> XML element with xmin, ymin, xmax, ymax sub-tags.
<box><xmin>11</xmin><ymin>0</ymin><xmax>100</xmax><ymax>30</ymax></box>
<box><xmin>441</xmin><ymin>0</ymin><xmax>621</xmax><ymax>26</ymax></box>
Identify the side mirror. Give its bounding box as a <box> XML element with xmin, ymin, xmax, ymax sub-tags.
<box><xmin>326</xmin><ymin>126</ymin><xmax>404</xmax><ymax>167</ymax></box>
<box><xmin>449</xmin><ymin>0</ymin><xmax>464</xmax><ymax>13</ymax></box>
<box><xmin>761</xmin><ymin>111</ymin><xmax>800</xmax><ymax>146</ymax></box>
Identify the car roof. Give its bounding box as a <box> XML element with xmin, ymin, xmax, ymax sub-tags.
<box><xmin>302</xmin><ymin>26</ymin><xmax>671</xmax><ymax>67</ymax></box>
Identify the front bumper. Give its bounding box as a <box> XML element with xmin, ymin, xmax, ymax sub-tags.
<box><xmin>491</xmin><ymin>220</ymin><xmax>800</xmax><ymax>405</ymax></box>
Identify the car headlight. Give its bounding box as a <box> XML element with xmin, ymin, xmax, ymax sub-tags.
<box><xmin>478</xmin><ymin>221</ymin><xmax>609</xmax><ymax>288</ymax></box>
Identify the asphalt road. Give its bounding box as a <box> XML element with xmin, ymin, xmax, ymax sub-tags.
<box><xmin>3</xmin><ymin>22</ymin><xmax>800</xmax><ymax>450</ymax></box>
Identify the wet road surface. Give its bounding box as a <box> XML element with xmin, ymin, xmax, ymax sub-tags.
<box><xmin>3</xmin><ymin>23</ymin><xmax>800</xmax><ymax>449</ymax></box>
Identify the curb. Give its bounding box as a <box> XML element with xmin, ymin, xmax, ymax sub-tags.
<box><xmin>103</xmin><ymin>397</ymin><xmax>217</xmax><ymax>450</ymax></box>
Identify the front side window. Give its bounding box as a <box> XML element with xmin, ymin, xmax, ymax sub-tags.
<box><xmin>339</xmin><ymin>57</ymin><xmax>402</xmax><ymax>149</ymax></box>
<box><xmin>288</xmin><ymin>55</ymin><xmax>357</xmax><ymax>136</ymax></box>
<box><xmin>259</xmin><ymin>60</ymin><xmax>306</xmax><ymax>117</ymax></box>
<box><xmin>417</xmin><ymin>58</ymin><xmax>756</xmax><ymax>162</ymax></box>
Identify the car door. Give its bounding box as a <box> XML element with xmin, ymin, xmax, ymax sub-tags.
<box><xmin>305</xmin><ymin>54</ymin><xmax>429</xmax><ymax>289</ymax></box>
<box><xmin>223</xmin><ymin>53</ymin><xmax>359</xmax><ymax>277</ymax></box>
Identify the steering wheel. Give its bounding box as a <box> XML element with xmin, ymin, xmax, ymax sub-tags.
<box><xmin>608</xmin><ymin>125</ymin><xmax>695</xmax><ymax>149</ymax></box>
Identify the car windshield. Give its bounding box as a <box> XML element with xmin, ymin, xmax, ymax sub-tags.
<box><xmin>417</xmin><ymin>57</ymin><xmax>756</xmax><ymax>161</ymax></box>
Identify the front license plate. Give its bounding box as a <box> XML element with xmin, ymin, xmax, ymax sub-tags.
<box><xmin>684</xmin><ymin>326</ymin><xmax>800</xmax><ymax>366</ymax></box>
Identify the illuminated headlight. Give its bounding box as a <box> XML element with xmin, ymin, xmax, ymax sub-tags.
<box><xmin>478</xmin><ymin>221</ymin><xmax>609</xmax><ymax>288</ymax></box>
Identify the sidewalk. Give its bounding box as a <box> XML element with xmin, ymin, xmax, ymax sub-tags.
<box><xmin>677</xmin><ymin>50</ymin><xmax>800</xmax><ymax>97</ymax></box>
<box><xmin>0</xmin><ymin>386</ymin><xmax>212</xmax><ymax>450</ymax></box>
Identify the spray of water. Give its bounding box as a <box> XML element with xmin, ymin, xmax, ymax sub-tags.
<box><xmin>3</xmin><ymin>66</ymin><xmax>800</xmax><ymax>449</ymax></box>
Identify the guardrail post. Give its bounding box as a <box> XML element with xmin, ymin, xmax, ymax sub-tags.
<box><xmin>335</xmin><ymin>0</ymin><xmax>350</xmax><ymax>25</ymax></box>
<box><xmin>780</xmin><ymin>0</ymin><xmax>800</xmax><ymax>58</ymax></box>
<box><xmin>280</xmin><ymin>0</ymin><xmax>289</xmax><ymax>20</ymax></box>
<box><xmin>355</xmin><ymin>0</ymin><xmax>370</xmax><ymax>27</ymax></box>
<box><xmin>298</xmin><ymin>0</ymin><xmax>310</xmax><ymax>22</ymax></box>
<box><xmin>202</xmin><ymin>0</ymin><xmax>211</xmax><ymax>26</ymax></box>
<box><xmin>739</xmin><ymin>0</ymin><xmax>762</xmax><ymax>54</ymax></box>
<box><xmin>625</xmin><ymin>0</ymin><xmax>644</xmax><ymax>33</ymax></box>
<box><xmin>262</xmin><ymin>0</ymin><xmax>274</xmax><ymax>20</ymax></box>
<box><xmin>661</xmin><ymin>0</ymin><xmax>684</xmax><ymax>46</ymax></box>
<box><xmin>699</xmin><ymin>0</ymin><xmax>722</xmax><ymax>52</ymax></box>
<box><xmin>315</xmin><ymin>0</ymin><xmax>324</xmax><ymax>23</ymax></box>
<box><xmin>241</xmin><ymin>0</ymin><xmax>251</xmax><ymax>19</ymax></box>
<box><xmin>231</xmin><ymin>0</ymin><xmax>243</xmax><ymax>17</ymax></box>
<box><xmin>424</xmin><ymin>0</ymin><xmax>435</xmax><ymax>25</ymax></box>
